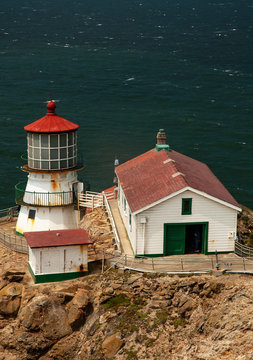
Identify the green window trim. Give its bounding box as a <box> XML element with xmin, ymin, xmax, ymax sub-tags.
<box><xmin>129</xmin><ymin>212</ymin><xmax>132</xmax><ymax>232</ymax></box>
<box><xmin>182</xmin><ymin>198</ymin><xmax>192</xmax><ymax>215</ymax></box>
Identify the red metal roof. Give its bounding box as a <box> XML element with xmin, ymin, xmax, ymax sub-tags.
<box><xmin>24</xmin><ymin>229</ymin><xmax>93</xmax><ymax>248</ymax></box>
<box><xmin>116</xmin><ymin>148</ymin><xmax>241</xmax><ymax>213</ymax></box>
<box><xmin>24</xmin><ymin>101</ymin><xmax>79</xmax><ymax>133</ymax></box>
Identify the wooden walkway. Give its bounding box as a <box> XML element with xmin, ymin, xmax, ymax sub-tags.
<box><xmin>108</xmin><ymin>199</ymin><xmax>134</xmax><ymax>255</ymax></box>
<box><xmin>108</xmin><ymin>252</ymin><xmax>253</xmax><ymax>274</ymax></box>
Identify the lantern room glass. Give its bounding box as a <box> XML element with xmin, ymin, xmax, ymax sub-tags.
<box><xmin>27</xmin><ymin>131</ymin><xmax>77</xmax><ymax>170</ymax></box>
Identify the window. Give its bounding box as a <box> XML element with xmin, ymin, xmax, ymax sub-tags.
<box><xmin>27</xmin><ymin>131</ymin><xmax>77</xmax><ymax>170</ymax></box>
<box><xmin>182</xmin><ymin>198</ymin><xmax>192</xmax><ymax>215</ymax></box>
<box><xmin>28</xmin><ymin>209</ymin><xmax>36</xmax><ymax>219</ymax></box>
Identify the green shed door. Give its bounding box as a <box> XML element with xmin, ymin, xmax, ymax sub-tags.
<box><xmin>164</xmin><ymin>225</ymin><xmax>185</xmax><ymax>255</ymax></box>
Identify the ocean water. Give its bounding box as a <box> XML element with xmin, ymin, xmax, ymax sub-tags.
<box><xmin>0</xmin><ymin>0</ymin><xmax>252</xmax><ymax>209</ymax></box>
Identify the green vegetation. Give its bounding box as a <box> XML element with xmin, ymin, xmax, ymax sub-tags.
<box><xmin>145</xmin><ymin>337</ymin><xmax>156</xmax><ymax>347</ymax></box>
<box><xmin>173</xmin><ymin>316</ymin><xmax>185</xmax><ymax>329</ymax></box>
<box><xmin>103</xmin><ymin>294</ymin><xmax>150</xmax><ymax>337</ymax></box>
<box><xmin>249</xmin><ymin>233</ymin><xmax>253</xmax><ymax>246</ymax></box>
<box><xmin>177</xmin><ymin>273</ymin><xmax>193</xmax><ymax>278</ymax></box>
<box><xmin>155</xmin><ymin>310</ymin><xmax>169</xmax><ymax>324</ymax></box>
<box><xmin>116</xmin><ymin>307</ymin><xmax>150</xmax><ymax>336</ymax></box>
<box><xmin>124</xmin><ymin>347</ymin><xmax>138</xmax><ymax>360</ymax></box>
<box><xmin>102</xmin><ymin>294</ymin><xmax>130</xmax><ymax>309</ymax></box>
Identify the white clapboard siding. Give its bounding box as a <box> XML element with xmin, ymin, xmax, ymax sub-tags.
<box><xmin>30</xmin><ymin>245</ymin><xmax>88</xmax><ymax>275</ymax></box>
<box><xmin>135</xmin><ymin>189</ymin><xmax>237</xmax><ymax>255</ymax></box>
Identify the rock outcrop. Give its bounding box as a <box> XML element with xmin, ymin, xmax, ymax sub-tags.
<box><xmin>237</xmin><ymin>205</ymin><xmax>253</xmax><ymax>246</ymax></box>
<box><xmin>0</xmin><ymin>252</ymin><xmax>252</xmax><ymax>360</ymax></box>
<box><xmin>80</xmin><ymin>207</ymin><xmax>115</xmax><ymax>259</ymax></box>
<box><xmin>0</xmin><ymin>282</ymin><xmax>23</xmax><ymax>316</ymax></box>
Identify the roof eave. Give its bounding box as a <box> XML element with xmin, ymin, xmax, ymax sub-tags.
<box><xmin>132</xmin><ymin>187</ymin><xmax>188</xmax><ymax>215</ymax></box>
<box><xmin>187</xmin><ymin>187</ymin><xmax>242</xmax><ymax>212</ymax></box>
<box><xmin>132</xmin><ymin>186</ymin><xmax>242</xmax><ymax>215</ymax></box>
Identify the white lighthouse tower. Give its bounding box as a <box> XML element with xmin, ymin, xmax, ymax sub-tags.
<box><xmin>15</xmin><ymin>100</ymin><xmax>83</xmax><ymax>235</ymax></box>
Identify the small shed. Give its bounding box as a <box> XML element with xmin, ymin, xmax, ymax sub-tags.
<box><xmin>24</xmin><ymin>229</ymin><xmax>93</xmax><ymax>283</ymax></box>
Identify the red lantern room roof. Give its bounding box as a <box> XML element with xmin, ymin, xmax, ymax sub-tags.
<box><xmin>24</xmin><ymin>101</ymin><xmax>79</xmax><ymax>133</ymax></box>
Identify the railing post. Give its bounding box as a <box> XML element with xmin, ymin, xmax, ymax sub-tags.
<box><xmin>243</xmin><ymin>257</ymin><xmax>246</xmax><ymax>271</ymax></box>
<box><xmin>215</xmin><ymin>250</ymin><xmax>219</xmax><ymax>270</ymax></box>
<box><xmin>152</xmin><ymin>257</ymin><xmax>155</xmax><ymax>271</ymax></box>
<box><xmin>181</xmin><ymin>258</ymin><xmax>184</xmax><ymax>271</ymax></box>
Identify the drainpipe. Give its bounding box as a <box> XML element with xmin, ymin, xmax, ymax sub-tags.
<box><xmin>134</xmin><ymin>215</ymin><xmax>138</xmax><ymax>254</ymax></box>
<box><xmin>140</xmin><ymin>217</ymin><xmax>147</xmax><ymax>255</ymax></box>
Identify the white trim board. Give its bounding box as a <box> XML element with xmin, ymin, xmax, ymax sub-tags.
<box><xmin>132</xmin><ymin>186</ymin><xmax>242</xmax><ymax>215</ymax></box>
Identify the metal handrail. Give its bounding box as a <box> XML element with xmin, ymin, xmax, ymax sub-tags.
<box><xmin>102</xmin><ymin>191</ymin><xmax>122</xmax><ymax>253</ymax></box>
<box><xmin>0</xmin><ymin>205</ymin><xmax>19</xmax><ymax>219</ymax></box>
<box><xmin>15</xmin><ymin>181</ymin><xmax>76</xmax><ymax>207</ymax></box>
<box><xmin>235</xmin><ymin>238</ymin><xmax>253</xmax><ymax>258</ymax></box>
<box><xmin>0</xmin><ymin>230</ymin><xmax>28</xmax><ymax>254</ymax></box>
<box><xmin>108</xmin><ymin>252</ymin><xmax>253</xmax><ymax>273</ymax></box>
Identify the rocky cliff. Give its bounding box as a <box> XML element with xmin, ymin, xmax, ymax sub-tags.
<box><xmin>0</xmin><ymin>240</ymin><xmax>252</xmax><ymax>360</ymax></box>
<box><xmin>237</xmin><ymin>206</ymin><xmax>253</xmax><ymax>247</ymax></box>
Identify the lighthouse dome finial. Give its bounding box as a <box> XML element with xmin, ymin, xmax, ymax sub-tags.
<box><xmin>47</xmin><ymin>100</ymin><xmax>56</xmax><ymax>115</ymax></box>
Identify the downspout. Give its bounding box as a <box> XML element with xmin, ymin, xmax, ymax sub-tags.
<box><xmin>142</xmin><ymin>223</ymin><xmax>146</xmax><ymax>255</ymax></box>
<box><xmin>140</xmin><ymin>217</ymin><xmax>147</xmax><ymax>255</ymax></box>
<box><xmin>134</xmin><ymin>214</ymin><xmax>137</xmax><ymax>254</ymax></box>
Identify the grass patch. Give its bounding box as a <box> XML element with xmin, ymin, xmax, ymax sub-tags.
<box><xmin>177</xmin><ymin>273</ymin><xmax>193</xmax><ymax>278</ymax></box>
<box><xmin>102</xmin><ymin>294</ymin><xmax>130</xmax><ymax>309</ymax></box>
<box><xmin>145</xmin><ymin>337</ymin><xmax>156</xmax><ymax>347</ymax></box>
<box><xmin>124</xmin><ymin>348</ymin><xmax>138</xmax><ymax>360</ymax></box>
<box><xmin>173</xmin><ymin>317</ymin><xmax>185</xmax><ymax>329</ymax></box>
<box><xmin>156</xmin><ymin>310</ymin><xmax>169</xmax><ymax>324</ymax></box>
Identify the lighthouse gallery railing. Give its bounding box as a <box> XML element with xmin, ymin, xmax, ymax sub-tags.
<box><xmin>15</xmin><ymin>182</ymin><xmax>77</xmax><ymax>207</ymax></box>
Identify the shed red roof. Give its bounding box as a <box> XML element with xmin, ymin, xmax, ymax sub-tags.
<box><xmin>24</xmin><ymin>229</ymin><xmax>93</xmax><ymax>248</ymax></box>
<box><xmin>24</xmin><ymin>101</ymin><xmax>79</xmax><ymax>133</ymax></box>
<box><xmin>116</xmin><ymin>148</ymin><xmax>241</xmax><ymax>213</ymax></box>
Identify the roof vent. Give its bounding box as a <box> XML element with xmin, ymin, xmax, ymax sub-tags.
<box><xmin>155</xmin><ymin>129</ymin><xmax>170</xmax><ymax>152</ymax></box>
<box><xmin>172</xmin><ymin>172</ymin><xmax>185</xmax><ymax>178</ymax></box>
<box><xmin>163</xmin><ymin>158</ymin><xmax>175</xmax><ymax>164</ymax></box>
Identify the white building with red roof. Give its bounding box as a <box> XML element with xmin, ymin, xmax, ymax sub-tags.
<box><xmin>115</xmin><ymin>130</ymin><xmax>241</xmax><ymax>256</ymax></box>
<box><xmin>24</xmin><ymin>229</ymin><xmax>93</xmax><ymax>283</ymax></box>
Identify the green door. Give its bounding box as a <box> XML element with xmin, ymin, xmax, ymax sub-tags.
<box><xmin>164</xmin><ymin>225</ymin><xmax>185</xmax><ymax>255</ymax></box>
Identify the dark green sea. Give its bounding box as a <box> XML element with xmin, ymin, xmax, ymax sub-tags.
<box><xmin>0</xmin><ymin>0</ymin><xmax>252</xmax><ymax>209</ymax></box>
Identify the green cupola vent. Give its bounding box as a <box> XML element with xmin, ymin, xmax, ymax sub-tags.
<box><xmin>155</xmin><ymin>129</ymin><xmax>170</xmax><ymax>152</ymax></box>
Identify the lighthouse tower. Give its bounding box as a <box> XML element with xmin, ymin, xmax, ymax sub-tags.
<box><xmin>15</xmin><ymin>101</ymin><xmax>83</xmax><ymax>235</ymax></box>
